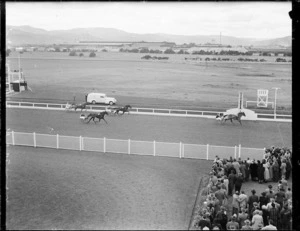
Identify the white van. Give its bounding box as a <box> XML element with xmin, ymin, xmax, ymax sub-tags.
<box><xmin>86</xmin><ymin>93</ymin><xmax>117</xmax><ymax>105</ymax></box>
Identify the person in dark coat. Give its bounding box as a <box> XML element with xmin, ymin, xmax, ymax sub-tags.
<box><xmin>257</xmin><ymin>160</ymin><xmax>265</xmax><ymax>184</ymax></box>
<box><xmin>228</xmin><ymin>170</ymin><xmax>237</xmax><ymax>196</ymax></box>
<box><xmin>250</xmin><ymin>160</ymin><xmax>258</xmax><ymax>181</ymax></box>
<box><xmin>244</xmin><ymin>160</ymin><xmax>250</xmax><ymax>182</ymax></box>
<box><xmin>259</xmin><ymin>192</ymin><xmax>269</xmax><ymax>210</ymax></box>
<box><xmin>248</xmin><ymin>189</ymin><xmax>259</xmax><ymax>217</ymax></box>
<box><xmin>272</xmin><ymin>159</ymin><xmax>280</xmax><ymax>182</ymax></box>
<box><xmin>285</xmin><ymin>158</ymin><xmax>292</xmax><ymax>180</ymax></box>
<box><xmin>234</xmin><ymin>173</ymin><xmax>243</xmax><ymax>193</ymax></box>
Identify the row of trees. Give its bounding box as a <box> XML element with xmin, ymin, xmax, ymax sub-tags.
<box><xmin>69</xmin><ymin>51</ymin><xmax>96</xmax><ymax>57</ymax></box>
<box><xmin>120</xmin><ymin>48</ymin><xmax>291</xmax><ymax>56</ymax></box>
<box><xmin>275</xmin><ymin>58</ymin><xmax>291</xmax><ymax>62</ymax></box>
<box><xmin>141</xmin><ymin>55</ymin><xmax>169</xmax><ymax>60</ymax></box>
<box><xmin>185</xmin><ymin>57</ymin><xmax>269</xmax><ymax>62</ymax></box>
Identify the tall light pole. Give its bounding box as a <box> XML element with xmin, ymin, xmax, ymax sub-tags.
<box><xmin>18</xmin><ymin>51</ymin><xmax>21</xmax><ymax>91</ymax></box>
<box><xmin>272</xmin><ymin>87</ymin><xmax>280</xmax><ymax>119</ymax></box>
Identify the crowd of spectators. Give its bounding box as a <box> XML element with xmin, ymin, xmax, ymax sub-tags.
<box><xmin>193</xmin><ymin>146</ymin><xmax>292</xmax><ymax>230</ymax></box>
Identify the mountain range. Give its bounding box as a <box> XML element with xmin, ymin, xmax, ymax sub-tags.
<box><xmin>6</xmin><ymin>25</ymin><xmax>291</xmax><ymax>48</ymax></box>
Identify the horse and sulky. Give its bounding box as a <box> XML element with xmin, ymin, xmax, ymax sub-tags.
<box><xmin>216</xmin><ymin>111</ymin><xmax>246</xmax><ymax>125</ymax></box>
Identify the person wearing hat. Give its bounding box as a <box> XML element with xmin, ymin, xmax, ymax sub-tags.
<box><xmin>228</xmin><ymin>170</ymin><xmax>237</xmax><ymax>196</ymax></box>
<box><xmin>248</xmin><ymin>189</ymin><xmax>259</xmax><ymax>218</ymax></box>
<box><xmin>234</xmin><ymin>172</ymin><xmax>243</xmax><ymax>193</ymax></box>
<box><xmin>238</xmin><ymin>207</ymin><xmax>248</xmax><ymax>228</ymax></box>
<box><xmin>259</xmin><ymin>191</ymin><xmax>269</xmax><ymax>210</ymax></box>
<box><xmin>280</xmin><ymin>203</ymin><xmax>292</xmax><ymax>230</ymax></box>
<box><xmin>250</xmin><ymin>202</ymin><xmax>260</xmax><ymax>220</ymax></box>
<box><xmin>232</xmin><ymin>191</ymin><xmax>240</xmax><ymax>217</ymax></box>
<box><xmin>213</xmin><ymin>206</ymin><xmax>227</xmax><ymax>230</ymax></box>
<box><xmin>251</xmin><ymin>209</ymin><xmax>264</xmax><ymax>230</ymax></box>
<box><xmin>226</xmin><ymin>215</ymin><xmax>239</xmax><ymax>230</ymax></box>
<box><xmin>268</xmin><ymin>202</ymin><xmax>279</xmax><ymax>228</ymax></box>
<box><xmin>241</xmin><ymin>219</ymin><xmax>252</xmax><ymax>230</ymax></box>
<box><xmin>238</xmin><ymin>190</ymin><xmax>248</xmax><ymax>211</ymax></box>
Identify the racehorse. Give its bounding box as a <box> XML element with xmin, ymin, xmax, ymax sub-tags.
<box><xmin>85</xmin><ymin>111</ymin><xmax>108</xmax><ymax>124</ymax></box>
<box><xmin>114</xmin><ymin>105</ymin><xmax>132</xmax><ymax>115</ymax></box>
<box><xmin>221</xmin><ymin>111</ymin><xmax>246</xmax><ymax>125</ymax></box>
<box><xmin>73</xmin><ymin>102</ymin><xmax>88</xmax><ymax>112</ymax></box>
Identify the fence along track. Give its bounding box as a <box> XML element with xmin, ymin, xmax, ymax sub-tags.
<box><xmin>6</xmin><ymin>131</ymin><xmax>266</xmax><ymax>160</ymax></box>
<box><xmin>6</xmin><ymin>101</ymin><xmax>292</xmax><ymax>122</ymax></box>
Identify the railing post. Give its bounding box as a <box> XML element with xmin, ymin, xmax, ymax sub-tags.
<box><xmin>82</xmin><ymin>137</ymin><xmax>84</xmax><ymax>151</ymax></box>
<box><xmin>153</xmin><ymin>140</ymin><xmax>156</xmax><ymax>156</ymax></box>
<box><xmin>79</xmin><ymin>136</ymin><xmax>82</xmax><ymax>151</ymax></box>
<box><xmin>104</xmin><ymin>137</ymin><xmax>106</xmax><ymax>153</ymax></box>
<box><xmin>182</xmin><ymin>143</ymin><xmax>185</xmax><ymax>158</ymax></box>
<box><xmin>57</xmin><ymin>134</ymin><xmax>59</xmax><ymax>149</ymax></box>
<box><xmin>179</xmin><ymin>142</ymin><xmax>182</xmax><ymax>158</ymax></box>
<box><xmin>128</xmin><ymin>139</ymin><xmax>130</xmax><ymax>154</ymax></box>
<box><xmin>206</xmin><ymin>144</ymin><xmax>209</xmax><ymax>160</ymax></box>
<box><xmin>12</xmin><ymin>131</ymin><xmax>15</xmax><ymax>146</ymax></box>
<box><xmin>238</xmin><ymin>144</ymin><xmax>241</xmax><ymax>158</ymax></box>
<box><xmin>33</xmin><ymin>132</ymin><xmax>36</xmax><ymax>147</ymax></box>
<box><xmin>234</xmin><ymin>146</ymin><xmax>237</xmax><ymax>159</ymax></box>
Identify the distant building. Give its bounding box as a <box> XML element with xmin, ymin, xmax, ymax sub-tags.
<box><xmin>252</xmin><ymin>52</ymin><xmax>260</xmax><ymax>56</ymax></box>
<box><xmin>15</xmin><ymin>47</ymin><xmax>24</xmax><ymax>52</ymax></box>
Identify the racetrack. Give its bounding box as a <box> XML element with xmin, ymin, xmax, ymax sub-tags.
<box><xmin>6</xmin><ymin>146</ymin><xmax>210</xmax><ymax>230</ymax></box>
<box><xmin>6</xmin><ymin>108</ymin><xmax>292</xmax><ymax>148</ymax></box>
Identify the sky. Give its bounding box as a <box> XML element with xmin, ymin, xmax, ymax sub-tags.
<box><xmin>6</xmin><ymin>2</ymin><xmax>291</xmax><ymax>39</ymax></box>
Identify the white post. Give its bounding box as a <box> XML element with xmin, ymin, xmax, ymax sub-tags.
<box><xmin>272</xmin><ymin>87</ymin><xmax>280</xmax><ymax>120</ymax></box>
<box><xmin>234</xmin><ymin>146</ymin><xmax>237</xmax><ymax>159</ymax></box>
<box><xmin>79</xmin><ymin>136</ymin><xmax>82</xmax><ymax>151</ymax></box>
<box><xmin>33</xmin><ymin>132</ymin><xmax>36</xmax><ymax>147</ymax></box>
<box><xmin>56</xmin><ymin>134</ymin><xmax>59</xmax><ymax>149</ymax></box>
<box><xmin>238</xmin><ymin>144</ymin><xmax>241</xmax><ymax>158</ymax></box>
<box><xmin>128</xmin><ymin>139</ymin><xmax>130</xmax><ymax>154</ymax></box>
<box><xmin>182</xmin><ymin>143</ymin><xmax>185</xmax><ymax>158</ymax></box>
<box><xmin>104</xmin><ymin>137</ymin><xmax>106</xmax><ymax>153</ymax></box>
<box><xmin>179</xmin><ymin>142</ymin><xmax>182</xmax><ymax>158</ymax></box>
<box><xmin>206</xmin><ymin>144</ymin><xmax>209</xmax><ymax>160</ymax></box>
<box><xmin>12</xmin><ymin>131</ymin><xmax>15</xmax><ymax>145</ymax></box>
<box><xmin>82</xmin><ymin>137</ymin><xmax>84</xmax><ymax>151</ymax></box>
<box><xmin>153</xmin><ymin>140</ymin><xmax>156</xmax><ymax>156</ymax></box>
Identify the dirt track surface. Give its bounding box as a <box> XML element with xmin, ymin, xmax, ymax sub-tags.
<box><xmin>6</xmin><ymin>146</ymin><xmax>210</xmax><ymax>230</ymax></box>
<box><xmin>6</xmin><ymin>108</ymin><xmax>292</xmax><ymax>148</ymax></box>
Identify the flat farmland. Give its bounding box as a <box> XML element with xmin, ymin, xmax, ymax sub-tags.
<box><xmin>7</xmin><ymin>52</ymin><xmax>291</xmax><ymax>111</ymax></box>
<box><xmin>6</xmin><ymin>146</ymin><xmax>211</xmax><ymax>230</ymax></box>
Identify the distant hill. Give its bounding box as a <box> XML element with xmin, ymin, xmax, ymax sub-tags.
<box><xmin>6</xmin><ymin>25</ymin><xmax>291</xmax><ymax>47</ymax></box>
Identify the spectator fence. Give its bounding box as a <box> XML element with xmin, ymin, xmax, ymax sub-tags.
<box><xmin>6</xmin><ymin>131</ymin><xmax>266</xmax><ymax>160</ymax></box>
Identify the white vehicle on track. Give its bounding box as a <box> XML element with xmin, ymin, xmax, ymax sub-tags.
<box><xmin>86</xmin><ymin>93</ymin><xmax>117</xmax><ymax>105</ymax></box>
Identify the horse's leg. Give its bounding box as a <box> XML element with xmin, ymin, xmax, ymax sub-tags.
<box><xmin>103</xmin><ymin>117</ymin><xmax>108</xmax><ymax>124</ymax></box>
<box><xmin>239</xmin><ymin>119</ymin><xmax>242</xmax><ymax>125</ymax></box>
<box><xmin>93</xmin><ymin>117</ymin><xmax>97</xmax><ymax>124</ymax></box>
<box><xmin>87</xmin><ymin>116</ymin><xmax>92</xmax><ymax>124</ymax></box>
